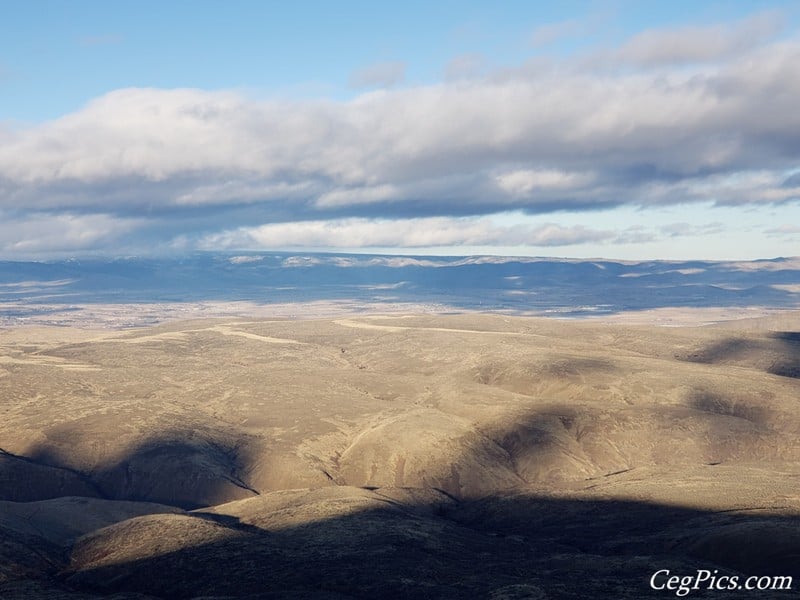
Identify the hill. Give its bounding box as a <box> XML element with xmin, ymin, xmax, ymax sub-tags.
<box><xmin>1</xmin><ymin>314</ymin><xmax>799</xmax><ymax>598</ymax></box>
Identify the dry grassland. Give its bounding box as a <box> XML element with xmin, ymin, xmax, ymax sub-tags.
<box><xmin>1</xmin><ymin>313</ymin><xmax>798</xmax><ymax>598</ymax></box>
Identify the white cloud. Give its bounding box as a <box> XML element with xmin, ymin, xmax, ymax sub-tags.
<box><xmin>664</xmin><ymin>171</ymin><xmax>800</xmax><ymax>206</ymax></box>
<box><xmin>0</xmin><ymin>15</ymin><xmax>798</xmax><ymax>258</ymax></box>
<box><xmin>0</xmin><ymin>211</ymin><xmax>145</xmax><ymax>256</ymax></box>
<box><xmin>228</xmin><ymin>255</ymin><xmax>264</xmax><ymax>264</ymax></box>
<box><xmin>1</xmin><ymin>34</ymin><xmax>798</xmax><ymax>219</ymax></box>
<box><xmin>316</xmin><ymin>184</ymin><xmax>401</xmax><ymax>207</ymax></box>
<box><xmin>198</xmin><ymin>216</ymin><xmax>615</xmax><ymax>249</ymax></box>
<box><xmin>494</xmin><ymin>169</ymin><xmax>593</xmax><ymax>197</ymax></box>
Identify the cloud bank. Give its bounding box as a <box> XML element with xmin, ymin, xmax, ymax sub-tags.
<box><xmin>1</xmin><ymin>11</ymin><xmax>798</xmax><ymax>257</ymax></box>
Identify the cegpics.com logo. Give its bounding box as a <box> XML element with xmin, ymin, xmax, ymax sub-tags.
<box><xmin>650</xmin><ymin>569</ymin><xmax>794</xmax><ymax>596</ymax></box>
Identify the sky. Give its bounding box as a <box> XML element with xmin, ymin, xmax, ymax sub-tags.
<box><xmin>1</xmin><ymin>0</ymin><xmax>799</xmax><ymax>261</ymax></box>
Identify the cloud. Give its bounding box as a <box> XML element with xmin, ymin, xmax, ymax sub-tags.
<box><xmin>315</xmin><ymin>184</ymin><xmax>401</xmax><ymax>208</ymax></box>
<box><xmin>174</xmin><ymin>180</ymin><xmax>318</xmax><ymax>206</ymax></box>
<box><xmin>228</xmin><ymin>255</ymin><xmax>264</xmax><ymax>264</ymax></box>
<box><xmin>198</xmin><ymin>217</ymin><xmax>615</xmax><ymax>249</ymax></box>
<box><xmin>660</xmin><ymin>222</ymin><xmax>724</xmax><ymax>237</ymax></box>
<box><xmin>0</xmin><ymin>13</ymin><xmax>799</xmax><ymax>257</ymax></box>
<box><xmin>494</xmin><ymin>169</ymin><xmax>594</xmax><ymax>197</ymax></box>
<box><xmin>0</xmin><ymin>211</ymin><xmax>145</xmax><ymax>256</ymax></box>
<box><xmin>349</xmin><ymin>61</ymin><xmax>406</xmax><ymax>88</ymax></box>
<box><xmin>612</xmin><ymin>226</ymin><xmax>658</xmax><ymax>245</ymax></box>
<box><xmin>3</xmin><ymin>37</ymin><xmax>799</xmax><ymax>220</ymax></box>
<box><xmin>615</xmin><ymin>12</ymin><xmax>783</xmax><ymax>66</ymax></box>
<box><xmin>765</xmin><ymin>224</ymin><xmax>800</xmax><ymax>236</ymax></box>
<box><xmin>2</xmin><ymin>32</ymin><xmax>800</xmax><ymax>215</ymax></box>
<box><xmin>662</xmin><ymin>171</ymin><xmax>800</xmax><ymax>206</ymax></box>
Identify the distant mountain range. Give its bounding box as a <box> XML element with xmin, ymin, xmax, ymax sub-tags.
<box><xmin>2</xmin><ymin>253</ymin><xmax>799</xmax><ymax>324</ymax></box>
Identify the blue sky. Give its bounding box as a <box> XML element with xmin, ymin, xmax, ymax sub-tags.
<box><xmin>1</xmin><ymin>0</ymin><xmax>799</xmax><ymax>260</ymax></box>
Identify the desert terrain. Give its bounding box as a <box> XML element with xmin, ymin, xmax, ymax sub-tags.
<box><xmin>1</xmin><ymin>312</ymin><xmax>799</xmax><ymax>598</ymax></box>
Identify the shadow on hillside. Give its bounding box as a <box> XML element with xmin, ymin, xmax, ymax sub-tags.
<box><xmin>0</xmin><ymin>448</ymin><xmax>104</xmax><ymax>502</ymax></box>
<box><xmin>57</xmin><ymin>494</ymin><xmax>800</xmax><ymax>600</ymax></box>
<box><xmin>679</xmin><ymin>331</ymin><xmax>800</xmax><ymax>379</ymax></box>
<box><xmin>5</xmin><ymin>432</ymin><xmax>260</xmax><ymax>509</ymax></box>
<box><xmin>686</xmin><ymin>388</ymin><xmax>771</xmax><ymax>425</ymax></box>
<box><xmin>769</xmin><ymin>331</ymin><xmax>800</xmax><ymax>378</ymax></box>
<box><xmin>2</xmin><ymin>388</ymin><xmax>800</xmax><ymax>598</ymax></box>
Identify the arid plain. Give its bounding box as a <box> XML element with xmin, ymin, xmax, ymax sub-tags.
<box><xmin>1</xmin><ymin>312</ymin><xmax>799</xmax><ymax>598</ymax></box>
